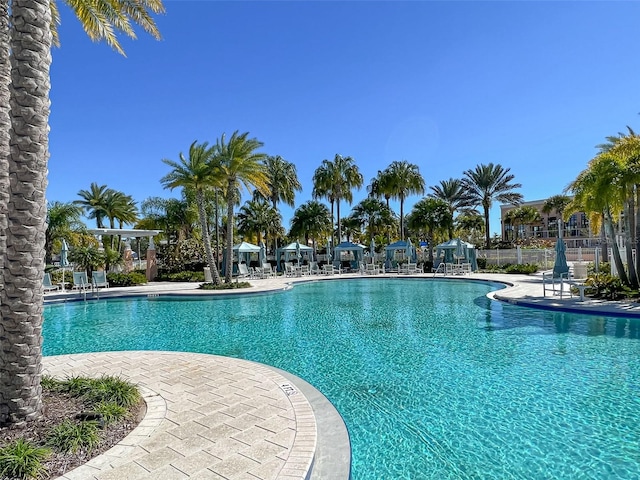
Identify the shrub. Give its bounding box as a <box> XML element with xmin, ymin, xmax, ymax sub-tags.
<box><xmin>0</xmin><ymin>439</ymin><xmax>50</xmax><ymax>480</ymax></box>
<box><xmin>156</xmin><ymin>270</ymin><xmax>206</xmax><ymax>282</ymax></box>
<box><xmin>476</xmin><ymin>258</ymin><xmax>487</xmax><ymax>270</ymax></box>
<box><xmin>585</xmin><ymin>273</ymin><xmax>632</xmax><ymax>300</ymax></box>
<box><xmin>94</xmin><ymin>402</ymin><xmax>128</xmax><ymax>425</ymax></box>
<box><xmin>106</xmin><ymin>271</ymin><xmax>147</xmax><ymax>287</ymax></box>
<box><xmin>200</xmin><ymin>281</ymin><xmax>251</xmax><ymax>290</ymax></box>
<box><xmin>504</xmin><ymin>263</ymin><xmax>538</xmax><ymax>274</ymax></box>
<box><xmin>46</xmin><ymin>420</ymin><xmax>101</xmax><ymax>454</ymax></box>
<box><xmin>57</xmin><ymin>375</ymin><xmax>140</xmax><ymax>408</ymax></box>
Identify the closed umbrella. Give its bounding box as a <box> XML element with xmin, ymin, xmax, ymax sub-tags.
<box><xmin>259</xmin><ymin>241</ymin><xmax>266</xmax><ymax>265</ymax></box>
<box><xmin>455</xmin><ymin>238</ymin><xmax>465</xmax><ymax>263</ymax></box>
<box><xmin>553</xmin><ymin>238</ymin><xmax>569</xmax><ymax>277</ymax></box>
<box><xmin>370</xmin><ymin>238</ymin><xmax>376</xmax><ymax>260</ymax></box>
<box><xmin>327</xmin><ymin>240</ymin><xmax>332</xmax><ymax>266</ymax></box>
<box><xmin>405</xmin><ymin>238</ymin><xmax>413</xmax><ymax>263</ymax></box>
<box><xmin>60</xmin><ymin>239</ymin><xmax>69</xmax><ymax>292</ymax></box>
<box><xmin>295</xmin><ymin>240</ymin><xmax>301</xmax><ymax>263</ymax></box>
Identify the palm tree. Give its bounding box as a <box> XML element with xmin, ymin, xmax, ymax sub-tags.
<box><xmin>215</xmin><ymin>131</ymin><xmax>269</xmax><ymax>283</ymax></box>
<box><xmin>429</xmin><ymin>178</ymin><xmax>470</xmax><ymax>239</ymax></box>
<box><xmin>138</xmin><ymin>196</ymin><xmax>196</xmax><ymax>246</ymax></box>
<box><xmin>406</xmin><ymin>198</ymin><xmax>452</xmax><ymax>263</ymax></box>
<box><xmin>76</xmin><ymin>182</ymin><xmax>111</xmax><ymax>228</ymax></box>
<box><xmin>384</xmin><ymin>161</ymin><xmax>425</xmax><ymax>240</ymax></box>
<box><xmin>256</xmin><ymin>155</ymin><xmax>302</xmax><ymax>209</ymax></box>
<box><xmin>455</xmin><ymin>211</ymin><xmax>485</xmax><ymax>245</ymax></box>
<box><xmin>237</xmin><ymin>199</ymin><xmax>282</xmax><ymax>246</ymax></box>
<box><xmin>289</xmin><ymin>200</ymin><xmax>332</xmax><ymax>251</ymax></box>
<box><xmin>0</xmin><ymin>1</ymin><xmax>9</xmax><ymax>311</ymax></box>
<box><xmin>504</xmin><ymin>205</ymin><xmax>541</xmax><ymax>241</ymax></box>
<box><xmin>0</xmin><ymin>0</ymin><xmax>165</xmax><ymax>427</ymax></box>
<box><xmin>567</xmin><ymin>153</ymin><xmax>629</xmax><ymax>286</ymax></box>
<box><xmin>462</xmin><ymin>163</ymin><xmax>523</xmax><ymax>249</ymax></box>
<box><xmin>367</xmin><ymin>169</ymin><xmax>394</xmax><ymax>208</ymax></box>
<box><xmin>350</xmin><ymin>197</ymin><xmax>396</xmax><ymax>244</ymax></box>
<box><xmin>312</xmin><ymin>154</ymin><xmax>363</xmax><ymax>244</ymax></box>
<box><xmin>45</xmin><ymin>201</ymin><xmax>83</xmax><ymax>264</ymax></box>
<box><xmin>161</xmin><ymin>141</ymin><xmax>222</xmax><ymax>286</ymax></box>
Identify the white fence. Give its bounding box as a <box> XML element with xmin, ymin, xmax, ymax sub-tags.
<box><xmin>476</xmin><ymin>247</ymin><xmax>602</xmax><ymax>269</ymax></box>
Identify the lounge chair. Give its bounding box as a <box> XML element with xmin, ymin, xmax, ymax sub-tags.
<box><xmin>260</xmin><ymin>262</ymin><xmax>276</xmax><ymax>278</ymax></box>
<box><xmin>92</xmin><ymin>271</ymin><xmax>110</xmax><ymax>289</ymax></box>
<box><xmin>309</xmin><ymin>261</ymin><xmax>321</xmax><ymax>275</ymax></box>
<box><xmin>323</xmin><ymin>264</ymin><xmax>341</xmax><ymax>275</ymax></box>
<box><xmin>72</xmin><ymin>271</ymin><xmax>91</xmax><ymax>290</ymax></box>
<box><xmin>43</xmin><ymin>273</ymin><xmax>60</xmax><ymax>292</ymax></box>
<box><xmin>237</xmin><ymin>263</ymin><xmax>252</xmax><ymax>279</ymax></box>
<box><xmin>284</xmin><ymin>262</ymin><xmax>296</xmax><ymax>277</ymax></box>
<box><xmin>365</xmin><ymin>263</ymin><xmax>379</xmax><ymax>275</ymax></box>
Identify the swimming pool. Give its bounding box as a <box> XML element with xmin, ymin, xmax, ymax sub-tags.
<box><xmin>43</xmin><ymin>278</ymin><xmax>640</xmax><ymax>479</ymax></box>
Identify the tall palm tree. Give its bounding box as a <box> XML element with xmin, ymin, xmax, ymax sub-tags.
<box><xmin>384</xmin><ymin>160</ymin><xmax>425</xmax><ymax>240</ymax></box>
<box><xmin>256</xmin><ymin>155</ymin><xmax>302</xmax><ymax>210</ymax></box>
<box><xmin>0</xmin><ymin>0</ymin><xmax>164</xmax><ymax>427</ymax></box>
<box><xmin>312</xmin><ymin>154</ymin><xmax>363</xmax><ymax>244</ymax></box>
<box><xmin>429</xmin><ymin>178</ymin><xmax>470</xmax><ymax>239</ymax></box>
<box><xmin>567</xmin><ymin>152</ymin><xmax>629</xmax><ymax>286</ymax></box>
<box><xmin>350</xmin><ymin>197</ymin><xmax>396</xmax><ymax>243</ymax></box>
<box><xmin>0</xmin><ymin>1</ymin><xmax>9</xmax><ymax>308</ymax></box>
<box><xmin>237</xmin><ymin>198</ymin><xmax>282</xmax><ymax>246</ymax></box>
<box><xmin>254</xmin><ymin>155</ymin><xmax>300</xmax><ymax>252</ymax></box>
<box><xmin>45</xmin><ymin>201</ymin><xmax>83</xmax><ymax>264</ymax></box>
<box><xmin>76</xmin><ymin>182</ymin><xmax>111</xmax><ymax>228</ymax></box>
<box><xmin>289</xmin><ymin>200</ymin><xmax>332</xmax><ymax>250</ymax></box>
<box><xmin>406</xmin><ymin>198</ymin><xmax>452</xmax><ymax>263</ymax></box>
<box><xmin>161</xmin><ymin>141</ymin><xmax>222</xmax><ymax>286</ymax></box>
<box><xmin>462</xmin><ymin>163</ymin><xmax>523</xmax><ymax>249</ymax></box>
<box><xmin>367</xmin><ymin>169</ymin><xmax>394</xmax><ymax>208</ymax></box>
<box><xmin>215</xmin><ymin>131</ymin><xmax>269</xmax><ymax>283</ymax></box>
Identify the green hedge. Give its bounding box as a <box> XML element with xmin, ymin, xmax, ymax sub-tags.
<box><xmin>155</xmin><ymin>270</ymin><xmax>206</xmax><ymax>282</ymax></box>
<box><xmin>106</xmin><ymin>271</ymin><xmax>147</xmax><ymax>287</ymax></box>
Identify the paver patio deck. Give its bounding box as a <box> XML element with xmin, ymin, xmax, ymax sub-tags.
<box><xmin>44</xmin><ymin>352</ymin><xmax>316</xmax><ymax>480</ymax></box>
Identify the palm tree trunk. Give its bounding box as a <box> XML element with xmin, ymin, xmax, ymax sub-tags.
<box><xmin>600</xmin><ymin>212</ymin><xmax>609</xmax><ymax>263</ymax></box>
<box><xmin>197</xmin><ymin>190</ymin><xmax>220</xmax><ymax>285</ymax></box>
<box><xmin>635</xmin><ymin>186</ymin><xmax>640</xmax><ymax>282</ymax></box>
<box><xmin>225</xmin><ymin>181</ymin><xmax>235</xmax><ymax>283</ymax></box>
<box><xmin>336</xmin><ymin>197</ymin><xmax>341</xmax><ymax>243</ymax></box>
<box><xmin>624</xmin><ymin>198</ymin><xmax>638</xmax><ymax>288</ymax></box>
<box><xmin>0</xmin><ymin>0</ymin><xmax>9</xmax><ymax>303</ymax></box>
<box><xmin>604</xmin><ymin>208</ymin><xmax>629</xmax><ymax>286</ymax></box>
<box><xmin>483</xmin><ymin>205</ymin><xmax>491</xmax><ymax>249</ymax></box>
<box><xmin>399</xmin><ymin>196</ymin><xmax>404</xmax><ymax>241</ymax></box>
<box><xmin>1</xmin><ymin>0</ymin><xmax>52</xmax><ymax>426</ymax></box>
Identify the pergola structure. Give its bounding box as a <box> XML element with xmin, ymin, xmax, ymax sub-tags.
<box><xmin>87</xmin><ymin>228</ymin><xmax>162</xmax><ymax>281</ymax></box>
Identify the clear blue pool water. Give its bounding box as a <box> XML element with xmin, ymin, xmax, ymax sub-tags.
<box><xmin>43</xmin><ymin>278</ymin><xmax>640</xmax><ymax>479</ymax></box>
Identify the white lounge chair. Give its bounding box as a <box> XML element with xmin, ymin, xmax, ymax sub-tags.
<box><xmin>92</xmin><ymin>271</ymin><xmax>110</xmax><ymax>288</ymax></box>
<box><xmin>237</xmin><ymin>263</ymin><xmax>251</xmax><ymax>279</ymax></box>
<box><xmin>43</xmin><ymin>273</ymin><xmax>59</xmax><ymax>292</ymax></box>
<box><xmin>260</xmin><ymin>262</ymin><xmax>276</xmax><ymax>278</ymax></box>
<box><xmin>309</xmin><ymin>261</ymin><xmax>321</xmax><ymax>275</ymax></box>
<box><xmin>284</xmin><ymin>262</ymin><xmax>296</xmax><ymax>277</ymax></box>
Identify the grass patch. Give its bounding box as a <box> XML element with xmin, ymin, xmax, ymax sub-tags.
<box><xmin>0</xmin><ymin>439</ymin><xmax>50</xmax><ymax>480</ymax></box>
<box><xmin>46</xmin><ymin>421</ymin><xmax>101</xmax><ymax>454</ymax></box>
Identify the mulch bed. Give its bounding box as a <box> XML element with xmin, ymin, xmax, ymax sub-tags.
<box><xmin>0</xmin><ymin>389</ymin><xmax>145</xmax><ymax>479</ymax></box>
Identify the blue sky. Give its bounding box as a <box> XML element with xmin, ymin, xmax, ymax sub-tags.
<box><xmin>48</xmin><ymin>1</ymin><xmax>640</xmax><ymax>237</ymax></box>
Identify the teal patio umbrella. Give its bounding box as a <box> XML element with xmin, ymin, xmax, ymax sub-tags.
<box><xmin>60</xmin><ymin>239</ymin><xmax>69</xmax><ymax>291</ymax></box>
<box><xmin>259</xmin><ymin>241</ymin><xmax>266</xmax><ymax>265</ymax></box>
<box><xmin>552</xmin><ymin>238</ymin><xmax>569</xmax><ymax>277</ymax></box>
<box><xmin>405</xmin><ymin>238</ymin><xmax>414</xmax><ymax>262</ymax></box>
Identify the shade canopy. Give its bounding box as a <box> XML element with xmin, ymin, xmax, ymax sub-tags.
<box><xmin>276</xmin><ymin>241</ymin><xmax>314</xmax><ymax>269</ymax></box>
<box><xmin>333</xmin><ymin>241</ymin><xmax>365</xmax><ymax>269</ymax></box>
<box><xmin>435</xmin><ymin>238</ymin><xmax>478</xmax><ymax>271</ymax></box>
<box><xmin>222</xmin><ymin>241</ymin><xmax>261</xmax><ymax>274</ymax></box>
<box><xmin>385</xmin><ymin>240</ymin><xmax>417</xmax><ymax>267</ymax></box>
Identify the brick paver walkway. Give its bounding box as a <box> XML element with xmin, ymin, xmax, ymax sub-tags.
<box><xmin>44</xmin><ymin>351</ymin><xmax>316</xmax><ymax>480</ymax></box>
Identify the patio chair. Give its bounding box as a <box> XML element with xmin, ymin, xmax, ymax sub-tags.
<box><xmin>261</xmin><ymin>262</ymin><xmax>276</xmax><ymax>278</ymax></box>
<box><xmin>72</xmin><ymin>271</ymin><xmax>91</xmax><ymax>290</ymax></box>
<box><xmin>365</xmin><ymin>263</ymin><xmax>379</xmax><ymax>275</ymax></box>
<box><xmin>284</xmin><ymin>262</ymin><xmax>296</xmax><ymax>277</ymax></box>
<box><xmin>309</xmin><ymin>261</ymin><xmax>321</xmax><ymax>275</ymax></box>
<box><xmin>92</xmin><ymin>271</ymin><xmax>110</xmax><ymax>289</ymax></box>
<box><xmin>237</xmin><ymin>263</ymin><xmax>252</xmax><ymax>280</ymax></box>
<box><xmin>43</xmin><ymin>273</ymin><xmax>60</xmax><ymax>292</ymax></box>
